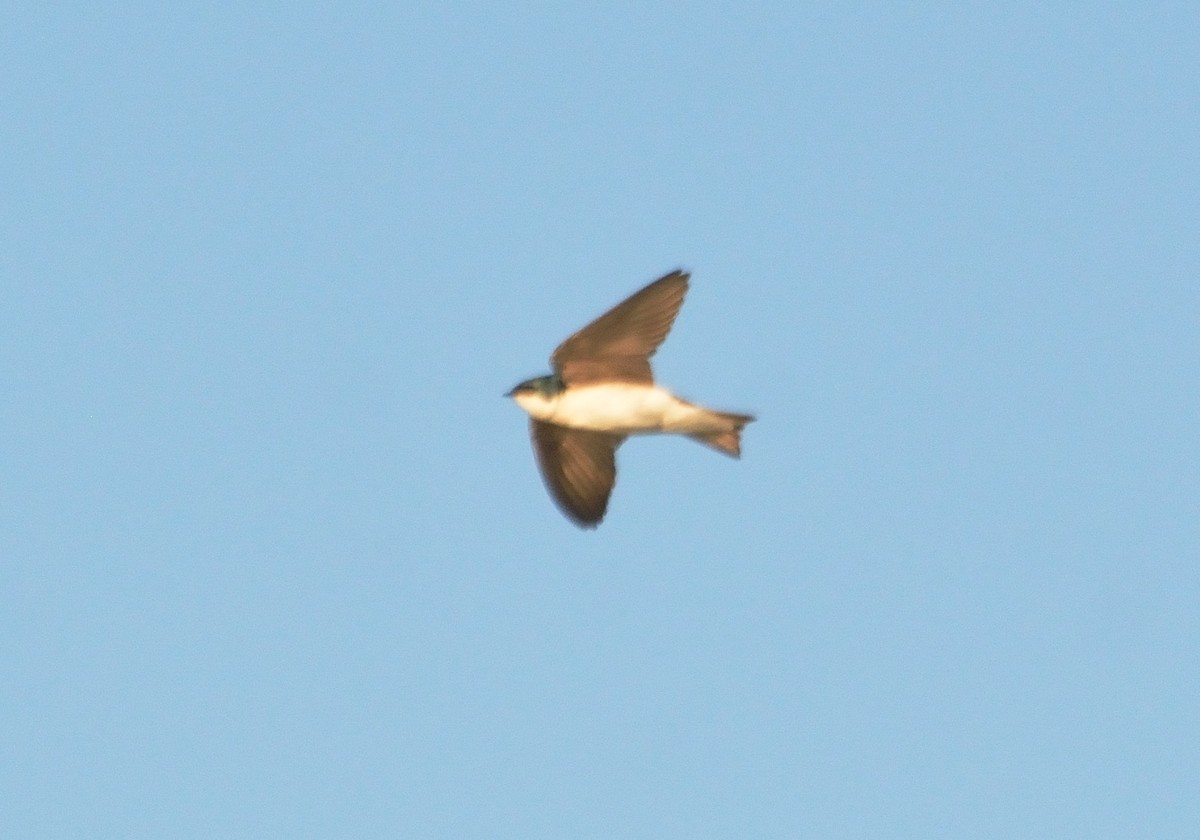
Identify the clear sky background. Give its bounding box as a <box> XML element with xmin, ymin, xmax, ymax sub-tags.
<box><xmin>3</xmin><ymin>4</ymin><xmax>1197</xmax><ymax>838</ymax></box>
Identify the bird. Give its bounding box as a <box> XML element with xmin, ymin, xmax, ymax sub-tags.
<box><xmin>506</xmin><ymin>269</ymin><xmax>755</xmax><ymax>528</ymax></box>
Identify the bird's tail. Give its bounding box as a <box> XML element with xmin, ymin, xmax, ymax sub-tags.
<box><xmin>688</xmin><ymin>410</ymin><xmax>756</xmax><ymax>458</ymax></box>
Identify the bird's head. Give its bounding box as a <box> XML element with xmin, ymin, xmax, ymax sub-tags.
<box><xmin>506</xmin><ymin>374</ymin><xmax>565</xmax><ymax>419</ymax></box>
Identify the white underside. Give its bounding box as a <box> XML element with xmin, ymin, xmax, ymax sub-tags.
<box><xmin>513</xmin><ymin>383</ymin><xmax>728</xmax><ymax>435</ymax></box>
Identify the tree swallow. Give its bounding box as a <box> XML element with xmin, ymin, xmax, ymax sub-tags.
<box><xmin>506</xmin><ymin>270</ymin><xmax>755</xmax><ymax>528</ymax></box>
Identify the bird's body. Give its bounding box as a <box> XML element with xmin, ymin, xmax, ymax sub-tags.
<box><xmin>507</xmin><ymin>270</ymin><xmax>754</xmax><ymax>528</ymax></box>
<box><xmin>512</xmin><ymin>382</ymin><xmax>737</xmax><ymax>438</ymax></box>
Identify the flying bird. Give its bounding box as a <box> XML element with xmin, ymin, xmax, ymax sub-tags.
<box><xmin>506</xmin><ymin>270</ymin><xmax>754</xmax><ymax>528</ymax></box>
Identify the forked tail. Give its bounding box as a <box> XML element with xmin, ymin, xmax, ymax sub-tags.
<box><xmin>689</xmin><ymin>410</ymin><xmax>756</xmax><ymax>458</ymax></box>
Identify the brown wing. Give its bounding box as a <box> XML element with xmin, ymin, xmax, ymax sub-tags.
<box><xmin>530</xmin><ymin>421</ymin><xmax>624</xmax><ymax>528</ymax></box>
<box><xmin>551</xmin><ymin>270</ymin><xmax>689</xmax><ymax>385</ymax></box>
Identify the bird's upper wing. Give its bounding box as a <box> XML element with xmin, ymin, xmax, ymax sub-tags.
<box><xmin>530</xmin><ymin>421</ymin><xmax>624</xmax><ymax>528</ymax></box>
<box><xmin>550</xmin><ymin>270</ymin><xmax>689</xmax><ymax>385</ymax></box>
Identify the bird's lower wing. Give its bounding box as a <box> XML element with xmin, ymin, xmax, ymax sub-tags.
<box><xmin>530</xmin><ymin>421</ymin><xmax>624</xmax><ymax>528</ymax></box>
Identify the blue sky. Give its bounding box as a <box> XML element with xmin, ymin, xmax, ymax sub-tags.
<box><xmin>3</xmin><ymin>3</ymin><xmax>1198</xmax><ymax>837</ymax></box>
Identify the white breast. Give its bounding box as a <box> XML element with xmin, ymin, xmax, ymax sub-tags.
<box><xmin>549</xmin><ymin>384</ymin><xmax>677</xmax><ymax>433</ymax></box>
